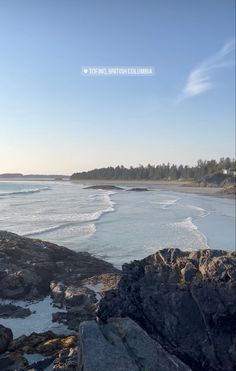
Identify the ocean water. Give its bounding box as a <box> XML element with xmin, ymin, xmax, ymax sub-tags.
<box><xmin>0</xmin><ymin>180</ymin><xmax>235</xmax><ymax>268</ymax></box>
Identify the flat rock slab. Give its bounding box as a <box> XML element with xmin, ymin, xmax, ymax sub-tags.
<box><xmin>79</xmin><ymin>318</ymin><xmax>191</xmax><ymax>371</ymax></box>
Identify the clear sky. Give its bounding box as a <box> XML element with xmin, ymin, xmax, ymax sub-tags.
<box><xmin>0</xmin><ymin>0</ymin><xmax>235</xmax><ymax>174</ymax></box>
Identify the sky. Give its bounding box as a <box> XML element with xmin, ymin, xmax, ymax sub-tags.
<box><xmin>0</xmin><ymin>0</ymin><xmax>235</xmax><ymax>174</ymax></box>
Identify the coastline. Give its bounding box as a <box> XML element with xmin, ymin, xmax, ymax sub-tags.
<box><xmin>71</xmin><ymin>179</ymin><xmax>235</xmax><ymax>200</ymax></box>
<box><xmin>1</xmin><ymin>232</ymin><xmax>235</xmax><ymax>370</ymax></box>
<box><xmin>1</xmin><ymin>178</ymin><xmax>234</xmax><ymax>199</ymax></box>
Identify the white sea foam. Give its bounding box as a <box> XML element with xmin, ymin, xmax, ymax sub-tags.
<box><xmin>175</xmin><ymin>217</ymin><xmax>198</xmax><ymax>231</ymax></box>
<box><xmin>153</xmin><ymin>198</ymin><xmax>180</xmax><ymax>209</ymax></box>
<box><xmin>187</xmin><ymin>205</ymin><xmax>210</xmax><ymax>218</ymax></box>
<box><xmin>174</xmin><ymin>217</ymin><xmax>209</xmax><ymax>248</ymax></box>
<box><xmin>23</xmin><ymin>222</ymin><xmax>96</xmax><ymax>238</ymax></box>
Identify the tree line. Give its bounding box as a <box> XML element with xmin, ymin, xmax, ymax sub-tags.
<box><xmin>71</xmin><ymin>157</ymin><xmax>236</xmax><ymax>181</ymax></box>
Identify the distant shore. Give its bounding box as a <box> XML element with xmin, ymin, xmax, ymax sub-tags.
<box><xmin>0</xmin><ymin>178</ymin><xmax>234</xmax><ymax>199</ymax></box>
<box><xmin>71</xmin><ymin>179</ymin><xmax>235</xmax><ymax>199</ymax></box>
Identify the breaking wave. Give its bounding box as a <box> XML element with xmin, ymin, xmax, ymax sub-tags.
<box><xmin>0</xmin><ymin>187</ymin><xmax>50</xmax><ymax>197</ymax></box>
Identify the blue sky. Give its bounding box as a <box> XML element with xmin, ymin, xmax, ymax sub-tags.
<box><xmin>0</xmin><ymin>0</ymin><xmax>235</xmax><ymax>174</ymax></box>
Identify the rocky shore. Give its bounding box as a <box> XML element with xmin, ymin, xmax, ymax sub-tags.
<box><xmin>0</xmin><ymin>231</ymin><xmax>120</xmax><ymax>370</ymax></box>
<box><xmin>0</xmin><ymin>231</ymin><xmax>235</xmax><ymax>370</ymax></box>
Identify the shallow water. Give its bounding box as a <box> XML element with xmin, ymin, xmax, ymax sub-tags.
<box><xmin>0</xmin><ymin>180</ymin><xmax>235</xmax><ymax>268</ymax></box>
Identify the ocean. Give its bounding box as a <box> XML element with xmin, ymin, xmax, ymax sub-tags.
<box><xmin>0</xmin><ymin>180</ymin><xmax>235</xmax><ymax>268</ymax></box>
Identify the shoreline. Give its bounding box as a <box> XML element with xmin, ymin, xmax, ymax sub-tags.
<box><xmin>71</xmin><ymin>179</ymin><xmax>235</xmax><ymax>200</ymax></box>
<box><xmin>1</xmin><ymin>178</ymin><xmax>234</xmax><ymax>200</ymax></box>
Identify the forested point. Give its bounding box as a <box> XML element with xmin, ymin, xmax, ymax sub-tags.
<box><xmin>71</xmin><ymin>158</ymin><xmax>236</xmax><ymax>181</ymax></box>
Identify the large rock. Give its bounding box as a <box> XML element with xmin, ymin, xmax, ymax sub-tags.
<box><xmin>79</xmin><ymin>318</ymin><xmax>191</xmax><ymax>371</ymax></box>
<box><xmin>0</xmin><ymin>303</ymin><xmax>31</xmax><ymax>318</ymax></box>
<box><xmin>0</xmin><ymin>325</ymin><xmax>13</xmax><ymax>353</ymax></box>
<box><xmin>6</xmin><ymin>331</ymin><xmax>78</xmax><ymax>370</ymax></box>
<box><xmin>97</xmin><ymin>248</ymin><xmax>236</xmax><ymax>371</ymax></box>
<box><xmin>0</xmin><ymin>231</ymin><xmax>119</xmax><ymax>300</ymax></box>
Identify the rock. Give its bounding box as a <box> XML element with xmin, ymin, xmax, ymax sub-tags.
<box><xmin>79</xmin><ymin>318</ymin><xmax>191</xmax><ymax>371</ymax></box>
<box><xmin>127</xmin><ymin>187</ymin><xmax>149</xmax><ymax>191</ymax></box>
<box><xmin>97</xmin><ymin>248</ymin><xmax>236</xmax><ymax>371</ymax></box>
<box><xmin>5</xmin><ymin>331</ymin><xmax>77</xmax><ymax>370</ymax></box>
<box><xmin>25</xmin><ymin>356</ymin><xmax>54</xmax><ymax>370</ymax></box>
<box><xmin>0</xmin><ymin>351</ymin><xmax>28</xmax><ymax>370</ymax></box>
<box><xmin>0</xmin><ymin>325</ymin><xmax>13</xmax><ymax>353</ymax></box>
<box><xmin>51</xmin><ymin>284</ymin><xmax>96</xmax><ymax>307</ymax></box>
<box><xmin>53</xmin><ymin>347</ymin><xmax>78</xmax><ymax>370</ymax></box>
<box><xmin>52</xmin><ymin>299</ymin><xmax>97</xmax><ymax>331</ymax></box>
<box><xmin>0</xmin><ymin>231</ymin><xmax>119</xmax><ymax>300</ymax></box>
<box><xmin>84</xmin><ymin>185</ymin><xmax>123</xmax><ymax>190</ymax></box>
<box><xmin>8</xmin><ymin>331</ymin><xmax>77</xmax><ymax>356</ymax></box>
<box><xmin>0</xmin><ymin>303</ymin><xmax>32</xmax><ymax>318</ymax></box>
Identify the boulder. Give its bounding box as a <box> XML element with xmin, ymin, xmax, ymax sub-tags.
<box><xmin>0</xmin><ymin>303</ymin><xmax>31</xmax><ymax>318</ymax></box>
<box><xmin>79</xmin><ymin>318</ymin><xmax>191</xmax><ymax>371</ymax></box>
<box><xmin>0</xmin><ymin>231</ymin><xmax>119</xmax><ymax>301</ymax></box>
<box><xmin>97</xmin><ymin>248</ymin><xmax>236</xmax><ymax>371</ymax></box>
<box><xmin>0</xmin><ymin>325</ymin><xmax>13</xmax><ymax>353</ymax></box>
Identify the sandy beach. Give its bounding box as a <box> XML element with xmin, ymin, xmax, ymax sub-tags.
<box><xmin>71</xmin><ymin>179</ymin><xmax>234</xmax><ymax>199</ymax></box>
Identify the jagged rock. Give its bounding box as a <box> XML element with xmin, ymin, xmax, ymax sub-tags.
<box><xmin>0</xmin><ymin>230</ymin><xmax>119</xmax><ymax>300</ymax></box>
<box><xmin>0</xmin><ymin>325</ymin><xmax>13</xmax><ymax>353</ymax></box>
<box><xmin>97</xmin><ymin>248</ymin><xmax>236</xmax><ymax>371</ymax></box>
<box><xmin>51</xmin><ymin>283</ymin><xmax>97</xmax><ymax>307</ymax></box>
<box><xmin>8</xmin><ymin>331</ymin><xmax>76</xmax><ymax>356</ymax></box>
<box><xmin>79</xmin><ymin>318</ymin><xmax>191</xmax><ymax>371</ymax></box>
<box><xmin>53</xmin><ymin>347</ymin><xmax>78</xmax><ymax>370</ymax></box>
<box><xmin>5</xmin><ymin>331</ymin><xmax>77</xmax><ymax>370</ymax></box>
<box><xmin>0</xmin><ymin>303</ymin><xmax>32</xmax><ymax>318</ymax></box>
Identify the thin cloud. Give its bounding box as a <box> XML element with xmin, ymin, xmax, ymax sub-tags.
<box><xmin>178</xmin><ymin>40</ymin><xmax>235</xmax><ymax>103</ymax></box>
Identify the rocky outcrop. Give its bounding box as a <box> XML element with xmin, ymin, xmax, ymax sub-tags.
<box><xmin>0</xmin><ymin>325</ymin><xmax>13</xmax><ymax>354</ymax></box>
<box><xmin>127</xmin><ymin>187</ymin><xmax>149</xmax><ymax>191</ymax></box>
<box><xmin>79</xmin><ymin>317</ymin><xmax>191</xmax><ymax>371</ymax></box>
<box><xmin>1</xmin><ymin>331</ymin><xmax>78</xmax><ymax>370</ymax></box>
<box><xmin>98</xmin><ymin>248</ymin><xmax>236</xmax><ymax>371</ymax></box>
<box><xmin>84</xmin><ymin>185</ymin><xmax>123</xmax><ymax>190</ymax></box>
<box><xmin>0</xmin><ymin>230</ymin><xmax>119</xmax><ymax>300</ymax></box>
<box><xmin>0</xmin><ymin>303</ymin><xmax>31</xmax><ymax>318</ymax></box>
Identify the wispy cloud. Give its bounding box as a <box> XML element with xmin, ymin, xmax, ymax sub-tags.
<box><xmin>177</xmin><ymin>40</ymin><xmax>235</xmax><ymax>103</ymax></box>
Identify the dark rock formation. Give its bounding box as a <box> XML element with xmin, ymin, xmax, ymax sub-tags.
<box><xmin>53</xmin><ymin>347</ymin><xmax>78</xmax><ymax>370</ymax></box>
<box><xmin>0</xmin><ymin>230</ymin><xmax>119</xmax><ymax>300</ymax></box>
<box><xmin>84</xmin><ymin>185</ymin><xmax>123</xmax><ymax>190</ymax></box>
<box><xmin>8</xmin><ymin>331</ymin><xmax>76</xmax><ymax>355</ymax></box>
<box><xmin>97</xmin><ymin>248</ymin><xmax>236</xmax><ymax>371</ymax></box>
<box><xmin>4</xmin><ymin>331</ymin><xmax>78</xmax><ymax>370</ymax></box>
<box><xmin>79</xmin><ymin>317</ymin><xmax>191</xmax><ymax>371</ymax></box>
<box><xmin>0</xmin><ymin>303</ymin><xmax>32</xmax><ymax>318</ymax></box>
<box><xmin>127</xmin><ymin>187</ymin><xmax>149</xmax><ymax>191</ymax></box>
<box><xmin>0</xmin><ymin>325</ymin><xmax>13</xmax><ymax>354</ymax></box>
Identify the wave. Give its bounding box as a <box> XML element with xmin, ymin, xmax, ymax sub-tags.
<box><xmin>23</xmin><ymin>222</ymin><xmax>96</xmax><ymax>237</ymax></box>
<box><xmin>174</xmin><ymin>217</ymin><xmax>198</xmax><ymax>231</ymax></box>
<box><xmin>153</xmin><ymin>198</ymin><xmax>180</xmax><ymax>209</ymax></box>
<box><xmin>187</xmin><ymin>205</ymin><xmax>210</xmax><ymax>218</ymax></box>
<box><xmin>0</xmin><ymin>187</ymin><xmax>50</xmax><ymax>197</ymax></box>
<box><xmin>23</xmin><ymin>223</ymin><xmax>72</xmax><ymax>236</ymax></box>
<box><xmin>173</xmin><ymin>217</ymin><xmax>209</xmax><ymax>248</ymax></box>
